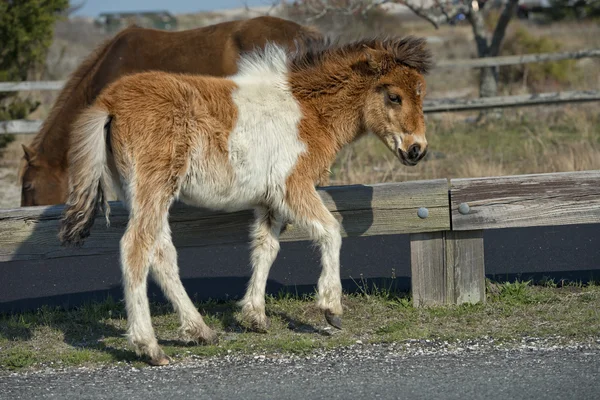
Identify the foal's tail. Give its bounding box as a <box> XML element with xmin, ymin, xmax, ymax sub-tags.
<box><xmin>59</xmin><ymin>106</ymin><xmax>112</xmax><ymax>247</ymax></box>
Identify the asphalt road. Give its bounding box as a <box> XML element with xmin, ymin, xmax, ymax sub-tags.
<box><xmin>2</xmin><ymin>342</ymin><xmax>599</xmax><ymax>400</ymax></box>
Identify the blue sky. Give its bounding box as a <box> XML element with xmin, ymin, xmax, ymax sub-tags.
<box><xmin>73</xmin><ymin>0</ymin><xmax>272</xmax><ymax>17</ymax></box>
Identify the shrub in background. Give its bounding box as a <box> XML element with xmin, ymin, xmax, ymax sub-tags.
<box><xmin>499</xmin><ymin>26</ymin><xmax>578</xmax><ymax>92</ymax></box>
<box><xmin>0</xmin><ymin>0</ymin><xmax>69</xmax><ymax>151</ymax></box>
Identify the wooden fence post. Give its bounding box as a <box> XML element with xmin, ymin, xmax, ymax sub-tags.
<box><xmin>445</xmin><ymin>230</ymin><xmax>485</xmax><ymax>304</ymax></box>
<box><xmin>410</xmin><ymin>232</ymin><xmax>446</xmax><ymax>307</ymax></box>
<box><xmin>410</xmin><ymin>231</ymin><xmax>485</xmax><ymax>307</ymax></box>
<box><xmin>444</xmin><ymin>170</ymin><xmax>600</xmax><ymax>307</ymax></box>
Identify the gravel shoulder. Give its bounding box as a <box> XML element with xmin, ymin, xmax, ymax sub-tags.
<box><xmin>1</xmin><ymin>339</ymin><xmax>599</xmax><ymax>400</ymax></box>
<box><xmin>2</xmin><ymin>283</ymin><xmax>600</xmax><ymax>372</ymax></box>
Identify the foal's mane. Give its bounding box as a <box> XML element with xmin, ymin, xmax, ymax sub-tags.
<box><xmin>290</xmin><ymin>35</ymin><xmax>433</xmax><ymax>75</ymax></box>
<box><xmin>235</xmin><ymin>35</ymin><xmax>432</xmax><ymax>81</ymax></box>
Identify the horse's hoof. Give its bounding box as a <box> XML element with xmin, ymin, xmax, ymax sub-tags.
<box><xmin>251</xmin><ymin>317</ymin><xmax>271</xmax><ymax>333</ymax></box>
<box><xmin>180</xmin><ymin>324</ymin><xmax>219</xmax><ymax>346</ymax></box>
<box><xmin>149</xmin><ymin>355</ymin><xmax>170</xmax><ymax>366</ymax></box>
<box><xmin>325</xmin><ymin>311</ymin><xmax>342</xmax><ymax>330</ymax></box>
<box><xmin>204</xmin><ymin>331</ymin><xmax>219</xmax><ymax>345</ymax></box>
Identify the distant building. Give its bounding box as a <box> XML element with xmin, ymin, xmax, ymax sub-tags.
<box><xmin>94</xmin><ymin>11</ymin><xmax>177</xmax><ymax>33</ymax></box>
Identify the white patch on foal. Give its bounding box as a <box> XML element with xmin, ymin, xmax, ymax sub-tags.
<box><xmin>180</xmin><ymin>44</ymin><xmax>306</xmax><ymax>212</ymax></box>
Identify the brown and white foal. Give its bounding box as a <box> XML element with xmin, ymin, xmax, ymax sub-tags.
<box><xmin>59</xmin><ymin>36</ymin><xmax>432</xmax><ymax>365</ymax></box>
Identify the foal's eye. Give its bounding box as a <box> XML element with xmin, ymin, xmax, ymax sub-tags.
<box><xmin>388</xmin><ymin>93</ymin><xmax>401</xmax><ymax>104</ymax></box>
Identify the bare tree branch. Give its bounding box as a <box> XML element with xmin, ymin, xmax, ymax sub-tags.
<box><xmin>489</xmin><ymin>0</ymin><xmax>519</xmax><ymax>56</ymax></box>
<box><xmin>242</xmin><ymin>0</ymin><xmax>279</xmax><ymax>16</ymax></box>
<box><xmin>66</xmin><ymin>1</ymin><xmax>86</xmax><ymax>16</ymax></box>
<box><xmin>288</xmin><ymin>0</ymin><xmax>520</xmax><ymax>100</ymax></box>
<box><xmin>397</xmin><ymin>0</ymin><xmax>441</xmax><ymax>29</ymax></box>
<box><xmin>360</xmin><ymin>0</ymin><xmax>392</xmax><ymax>17</ymax></box>
<box><xmin>288</xmin><ymin>0</ymin><xmax>394</xmax><ymax>22</ymax></box>
<box><xmin>393</xmin><ymin>0</ymin><xmax>470</xmax><ymax>29</ymax></box>
<box><xmin>434</xmin><ymin>0</ymin><xmax>454</xmax><ymax>21</ymax></box>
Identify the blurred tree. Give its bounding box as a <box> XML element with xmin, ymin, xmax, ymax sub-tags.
<box><xmin>0</xmin><ymin>0</ymin><xmax>69</xmax><ymax>150</ymax></box>
<box><xmin>284</xmin><ymin>0</ymin><xmax>519</xmax><ymax>101</ymax></box>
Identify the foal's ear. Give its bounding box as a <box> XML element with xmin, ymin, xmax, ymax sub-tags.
<box><xmin>352</xmin><ymin>45</ymin><xmax>387</xmax><ymax>75</ymax></box>
<box><xmin>416</xmin><ymin>81</ymin><xmax>424</xmax><ymax>97</ymax></box>
<box><xmin>22</xmin><ymin>144</ymin><xmax>37</xmax><ymax>163</ymax></box>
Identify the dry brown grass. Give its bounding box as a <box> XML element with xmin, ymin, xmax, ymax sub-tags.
<box><xmin>329</xmin><ymin>105</ymin><xmax>600</xmax><ymax>185</ymax></box>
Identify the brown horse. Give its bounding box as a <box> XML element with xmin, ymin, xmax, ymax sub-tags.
<box><xmin>19</xmin><ymin>16</ymin><xmax>323</xmax><ymax>207</ymax></box>
<box><xmin>59</xmin><ymin>36</ymin><xmax>432</xmax><ymax>365</ymax></box>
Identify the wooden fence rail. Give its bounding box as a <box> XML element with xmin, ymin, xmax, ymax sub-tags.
<box><xmin>435</xmin><ymin>49</ymin><xmax>600</xmax><ymax>69</ymax></box>
<box><xmin>0</xmin><ymin>81</ymin><xmax>64</xmax><ymax>92</ymax></box>
<box><xmin>0</xmin><ymin>49</ymin><xmax>598</xmax><ymax>93</ymax></box>
<box><xmin>0</xmin><ymin>120</ymin><xmax>41</xmax><ymax>135</ymax></box>
<box><xmin>423</xmin><ymin>90</ymin><xmax>600</xmax><ymax>113</ymax></box>
<box><xmin>3</xmin><ymin>89</ymin><xmax>600</xmax><ymax>135</ymax></box>
<box><xmin>1</xmin><ymin>170</ymin><xmax>599</xmax><ymax>312</ymax></box>
<box><xmin>0</xmin><ymin>180</ymin><xmax>450</xmax><ymax>263</ymax></box>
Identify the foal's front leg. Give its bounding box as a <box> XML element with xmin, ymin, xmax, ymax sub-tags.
<box><xmin>286</xmin><ymin>181</ymin><xmax>343</xmax><ymax>329</ymax></box>
<box><xmin>239</xmin><ymin>207</ymin><xmax>283</xmax><ymax>332</ymax></box>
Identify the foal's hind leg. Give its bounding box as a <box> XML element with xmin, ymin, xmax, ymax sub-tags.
<box><xmin>285</xmin><ymin>181</ymin><xmax>343</xmax><ymax>329</ymax></box>
<box><xmin>151</xmin><ymin>222</ymin><xmax>217</xmax><ymax>345</ymax></box>
<box><xmin>239</xmin><ymin>207</ymin><xmax>283</xmax><ymax>332</ymax></box>
<box><xmin>120</xmin><ymin>209</ymin><xmax>169</xmax><ymax>365</ymax></box>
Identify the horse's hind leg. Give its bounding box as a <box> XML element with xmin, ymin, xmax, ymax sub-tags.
<box><xmin>120</xmin><ymin>206</ymin><xmax>169</xmax><ymax>365</ymax></box>
<box><xmin>151</xmin><ymin>222</ymin><xmax>217</xmax><ymax>344</ymax></box>
<box><xmin>239</xmin><ymin>207</ymin><xmax>283</xmax><ymax>332</ymax></box>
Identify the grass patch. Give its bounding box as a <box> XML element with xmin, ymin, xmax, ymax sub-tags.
<box><xmin>1</xmin><ymin>280</ymin><xmax>599</xmax><ymax>372</ymax></box>
<box><xmin>3</xmin><ymin>348</ymin><xmax>36</xmax><ymax>370</ymax></box>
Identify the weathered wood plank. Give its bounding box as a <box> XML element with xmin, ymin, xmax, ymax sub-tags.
<box><xmin>0</xmin><ymin>49</ymin><xmax>597</xmax><ymax>94</ymax></box>
<box><xmin>410</xmin><ymin>230</ymin><xmax>486</xmax><ymax>307</ymax></box>
<box><xmin>450</xmin><ymin>170</ymin><xmax>600</xmax><ymax>231</ymax></box>
<box><xmin>0</xmin><ymin>120</ymin><xmax>42</xmax><ymax>135</ymax></box>
<box><xmin>436</xmin><ymin>49</ymin><xmax>600</xmax><ymax>69</ymax></box>
<box><xmin>445</xmin><ymin>230</ymin><xmax>485</xmax><ymax>304</ymax></box>
<box><xmin>409</xmin><ymin>232</ymin><xmax>446</xmax><ymax>307</ymax></box>
<box><xmin>0</xmin><ymin>180</ymin><xmax>450</xmax><ymax>262</ymax></box>
<box><xmin>424</xmin><ymin>90</ymin><xmax>600</xmax><ymax>113</ymax></box>
<box><xmin>0</xmin><ymin>80</ymin><xmax>64</xmax><ymax>92</ymax></box>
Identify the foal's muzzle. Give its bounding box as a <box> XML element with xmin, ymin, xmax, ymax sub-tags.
<box><xmin>398</xmin><ymin>144</ymin><xmax>427</xmax><ymax>166</ymax></box>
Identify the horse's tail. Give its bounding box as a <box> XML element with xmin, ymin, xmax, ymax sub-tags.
<box><xmin>59</xmin><ymin>105</ymin><xmax>112</xmax><ymax>247</ymax></box>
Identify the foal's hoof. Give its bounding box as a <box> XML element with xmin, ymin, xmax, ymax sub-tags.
<box><xmin>180</xmin><ymin>324</ymin><xmax>219</xmax><ymax>346</ymax></box>
<box><xmin>149</xmin><ymin>355</ymin><xmax>170</xmax><ymax>366</ymax></box>
<box><xmin>203</xmin><ymin>330</ymin><xmax>219</xmax><ymax>345</ymax></box>
<box><xmin>250</xmin><ymin>317</ymin><xmax>271</xmax><ymax>333</ymax></box>
<box><xmin>325</xmin><ymin>311</ymin><xmax>342</xmax><ymax>330</ymax></box>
